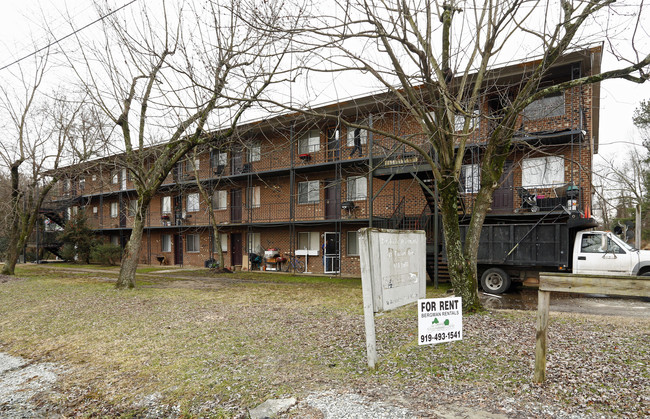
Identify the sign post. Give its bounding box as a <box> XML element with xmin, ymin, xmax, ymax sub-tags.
<box><xmin>358</xmin><ymin>228</ymin><xmax>426</xmax><ymax>368</ymax></box>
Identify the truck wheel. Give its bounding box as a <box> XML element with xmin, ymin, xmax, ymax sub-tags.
<box><xmin>481</xmin><ymin>268</ymin><xmax>511</xmax><ymax>294</ymax></box>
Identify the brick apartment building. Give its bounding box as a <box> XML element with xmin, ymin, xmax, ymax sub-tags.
<box><xmin>42</xmin><ymin>47</ymin><xmax>601</xmax><ymax>278</ymax></box>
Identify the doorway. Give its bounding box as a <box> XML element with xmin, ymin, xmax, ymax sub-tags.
<box><xmin>492</xmin><ymin>161</ymin><xmax>514</xmax><ymax>213</ymax></box>
<box><xmin>324</xmin><ymin>232</ymin><xmax>340</xmax><ymax>273</ymax></box>
<box><xmin>325</xmin><ymin>180</ymin><xmax>341</xmax><ymax>219</ymax></box>
<box><xmin>230</xmin><ymin>189</ymin><xmax>242</xmax><ymax>223</ymax></box>
<box><xmin>173</xmin><ymin>234</ymin><xmax>183</xmax><ymax>265</ymax></box>
<box><xmin>231</xmin><ymin>233</ymin><xmax>243</xmax><ymax>266</ymax></box>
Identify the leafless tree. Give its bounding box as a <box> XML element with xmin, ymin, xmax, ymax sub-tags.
<box><xmin>64</xmin><ymin>0</ymin><xmax>299</xmax><ymax>288</ymax></box>
<box><xmin>0</xmin><ymin>49</ymin><xmax>101</xmax><ymax>274</ymax></box>
<box><xmin>285</xmin><ymin>0</ymin><xmax>650</xmax><ymax>311</ymax></box>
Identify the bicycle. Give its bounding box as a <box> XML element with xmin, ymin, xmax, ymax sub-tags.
<box><xmin>283</xmin><ymin>252</ymin><xmax>305</xmax><ymax>273</ymax></box>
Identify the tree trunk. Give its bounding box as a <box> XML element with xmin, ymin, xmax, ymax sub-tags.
<box><xmin>116</xmin><ymin>198</ymin><xmax>149</xmax><ymax>288</ymax></box>
<box><xmin>635</xmin><ymin>203</ymin><xmax>642</xmax><ymax>249</ymax></box>
<box><xmin>438</xmin><ymin>176</ymin><xmax>482</xmax><ymax>313</ymax></box>
<box><xmin>2</xmin><ymin>165</ymin><xmax>22</xmax><ymax>275</ymax></box>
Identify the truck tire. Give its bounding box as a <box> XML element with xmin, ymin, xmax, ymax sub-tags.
<box><xmin>480</xmin><ymin>268</ymin><xmax>511</xmax><ymax>294</ymax></box>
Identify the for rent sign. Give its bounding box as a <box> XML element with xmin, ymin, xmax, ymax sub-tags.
<box><xmin>418</xmin><ymin>297</ymin><xmax>463</xmax><ymax>345</ymax></box>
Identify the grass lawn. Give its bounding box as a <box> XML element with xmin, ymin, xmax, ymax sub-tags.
<box><xmin>0</xmin><ymin>264</ymin><xmax>647</xmax><ymax>417</ymax></box>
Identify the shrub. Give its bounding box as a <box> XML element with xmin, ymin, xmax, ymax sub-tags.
<box><xmin>91</xmin><ymin>243</ymin><xmax>122</xmax><ymax>266</ymax></box>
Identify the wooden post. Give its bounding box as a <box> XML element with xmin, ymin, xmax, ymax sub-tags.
<box><xmin>534</xmin><ymin>290</ymin><xmax>551</xmax><ymax>383</ymax></box>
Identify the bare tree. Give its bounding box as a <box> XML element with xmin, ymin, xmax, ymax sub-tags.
<box><xmin>596</xmin><ymin>149</ymin><xmax>645</xmax><ymax>247</ymax></box>
<box><xmin>64</xmin><ymin>0</ymin><xmax>298</xmax><ymax>288</ymax></box>
<box><xmin>286</xmin><ymin>0</ymin><xmax>650</xmax><ymax>311</ymax></box>
<box><xmin>0</xmin><ymin>50</ymin><xmax>99</xmax><ymax>274</ymax></box>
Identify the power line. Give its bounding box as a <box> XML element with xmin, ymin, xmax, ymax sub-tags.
<box><xmin>0</xmin><ymin>0</ymin><xmax>137</xmax><ymax>72</ymax></box>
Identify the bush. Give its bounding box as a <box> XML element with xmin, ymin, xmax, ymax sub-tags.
<box><xmin>91</xmin><ymin>243</ymin><xmax>122</xmax><ymax>266</ymax></box>
<box><xmin>60</xmin><ymin>243</ymin><xmax>78</xmax><ymax>262</ymax></box>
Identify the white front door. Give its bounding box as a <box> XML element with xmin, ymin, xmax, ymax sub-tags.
<box><xmin>324</xmin><ymin>232</ymin><xmax>340</xmax><ymax>273</ymax></box>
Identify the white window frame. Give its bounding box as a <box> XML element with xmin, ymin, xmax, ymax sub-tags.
<box><xmin>110</xmin><ymin>202</ymin><xmax>119</xmax><ymax>218</ymax></box>
<box><xmin>461</xmin><ymin>164</ymin><xmax>481</xmax><ymax>194</ymax></box>
<box><xmin>296</xmin><ymin>231</ymin><xmax>320</xmax><ymax>256</ymax></box>
<box><xmin>522</xmin><ymin>156</ymin><xmax>564</xmax><ymax>188</ymax></box>
<box><xmin>186</xmin><ymin>193</ymin><xmax>200</xmax><ymax>212</ymax></box>
<box><xmin>298</xmin><ymin>180</ymin><xmax>320</xmax><ymax>204</ymax></box>
<box><xmin>112</xmin><ymin>172</ymin><xmax>119</xmax><ymax>185</ymax></box>
<box><xmin>161</xmin><ymin>196</ymin><xmax>171</xmax><ymax>214</ymax></box>
<box><xmin>121</xmin><ymin>168</ymin><xmax>127</xmax><ymax>190</ymax></box>
<box><xmin>161</xmin><ymin>234</ymin><xmax>171</xmax><ymax>252</ymax></box>
<box><xmin>92</xmin><ymin>206</ymin><xmax>98</xmax><ymax>215</ymax></box>
<box><xmin>186</xmin><ymin>158</ymin><xmax>200</xmax><ymax>172</ymax></box>
<box><xmin>346</xmin><ymin>177</ymin><xmax>367</xmax><ymax>201</ymax></box>
<box><xmin>128</xmin><ymin>199</ymin><xmax>138</xmax><ymax>217</ymax></box>
<box><xmin>92</xmin><ymin>174</ymin><xmax>97</xmax><ymax>182</ymax></box>
<box><xmin>454</xmin><ymin>108</ymin><xmax>480</xmax><ymax>131</ymax></box>
<box><xmin>248</xmin><ymin>142</ymin><xmax>261</xmax><ymax>162</ymax></box>
<box><xmin>298</xmin><ymin>130</ymin><xmax>321</xmax><ymax>154</ymax></box>
<box><xmin>213</xmin><ymin>190</ymin><xmax>227</xmax><ymax>210</ymax></box>
<box><xmin>347</xmin><ymin>231</ymin><xmax>359</xmax><ymax>256</ymax></box>
<box><xmin>247</xmin><ymin>232</ymin><xmax>261</xmax><ymax>253</ymax></box>
<box><xmin>111</xmin><ymin>235</ymin><xmax>120</xmax><ymax>246</ymax></box>
<box><xmin>211</xmin><ymin>151</ymin><xmax>227</xmax><ymax>168</ymax></box>
<box><xmin>249</xmin><ymin>186</ymin><xmax>261</xmax><ymax>208</ymax></box>
<box><xmin>186</xmin><ymin>234</ymin><xmax>200</xmax><ymax>253</ymax></box>
<box><xmin>346</xmin><ymin>127</ymin><xmax>368</xmax><ymax>147</ymax></box>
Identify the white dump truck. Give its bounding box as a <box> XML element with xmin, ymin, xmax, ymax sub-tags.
<box><xmin>454</xmin><ymin>215</ymin><xmax>650</xmax><ymax>294</ymax></box>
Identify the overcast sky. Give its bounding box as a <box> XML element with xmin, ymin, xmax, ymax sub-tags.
<box><xmin>0</xmin><ymin>1</ymin><xmax>648</xmax><ymax>164</ymax></box>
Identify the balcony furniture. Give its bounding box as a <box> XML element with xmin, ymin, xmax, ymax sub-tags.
<box><xmin>298</xmin><ymin>153</ymin><xmax>311</xmax><ymax>161</ymax></box>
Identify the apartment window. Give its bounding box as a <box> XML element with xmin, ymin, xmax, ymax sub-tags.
<box><xmin>522</xmin><ymin>156</ymin><xmax>564</xmax><ymax>187</ymax></box>
<box><xmin>346</xmin><ymin>177</ymin><xmax>367</xmax><ymax>201</ymax></box>
<box><xmin>454</xmin><ymin>108</ymin><xmax>480</xmax><ymax>131</ymax></box>
<box><xmin>112</xmin><ymin>172</ymin><xmax>119</xmax><ymax>185</ymax></box>
<box><xmin>121</xmin><ymin>168</ymin><xmax>127</xmax><ymax>190</ymax></box>
<box><xmin>247</xmin><ymin>232</ymin><xmax>261</xmax><ymax>253</ymax></box>
<box><xmin>522</xmin><ymin>92</ymin><xmax>565</xmax><ymax>120</ymax></box>
<box><xmin>128</xmin><ymin>199</ymin><xmax>138</xmax><ymax>217</ymax></box>
<box><xmin>79</xmin><ymin>178</ymin><xmax>85</xmax><ymax>192</ymax></box>
<box><xmin>298</xmin><ymin>180</ymin><xmax>319</xmax><ymax>204</ymax></box>
<box><xmin>110</xmin><ymin>202</ymin><xmax>119</xmax><ymax>218</ymax></box>
<box><xmin>186</xmin><ymin>158</ymin><xmax>200</xmax><ymax>172</ymax></box>
<box><xmin>346</xmin><ymin>127</ymin><xmax>367</xmax><ymax>147</ymax></box>
<box><xmin>249</xmin><ymin>186</ymin><xmax>261</xmax><ymax>208</ymax></box>
<box><xmin>92</xmin><ymin>206</ymin><xmax>98</xmax><ymax>215</ymax></box>
<box><xmin>186</xmin><ymin>234</ymin><xmax>200</xmax><ymax>252</ymax></box>
<box><xmin>92</xmin><ymin>174</ymin><xmax>97</xmax><ymax>182</ymax></box>
<box><xmin>298</xmin><ymin>130</ymin><xmax>320</xmax><ymax>154</ymax></box>
<box><xmin>111</xmin><ymin>235</ymin><xmax>120</xmax><ymax>246</ymax></box>
<box><xmin>187</xmin><ymin>193</ymin><xmax>200</xmax><ymax>212</ymax></box>
<box><xmin>347</xmin><ymin>231</ymin><xmax>359</xmax><ymax>256</ymax></box>
<box><xmin>211</xmin><ymin>151</ymin><xmax>227</xmax><ymax>168</ymax></box>
<box><xmin>161</xmin><ymin>234</ymin><xmax>171</xmax><ymax>252</ymax></box>
<box><xmin>461</xmin><ymin>164</ymin><xmax>481</xmax><ymax>193</ymax></box>
<box><xmin>248</xmin><ymin>142</ymin><xmax>261</xmax><ymax>162</ymax></box>
<box><xmin>297</xmin><ymin>232</ymin><xmax>319</xmax><ymax>252</ymax></box>
<box><xmin>213</xmin><ymin>190</ymin><xmax>227</xmax><ymax>210</ymax></box>
<box><xmin>161</xmin><ymin>196</ymin><xmax>171</xmax><ymax>214</ymax></box>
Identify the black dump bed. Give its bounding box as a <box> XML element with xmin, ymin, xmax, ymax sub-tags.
<box><xmin>455</xmin><ymin>215</ymin><xmax>597</xmax><ymax>270</ymax></box>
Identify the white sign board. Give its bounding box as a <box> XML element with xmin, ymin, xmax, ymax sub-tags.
<box><xmin>358</xmin><ymin>228</ymin><xmax>426</xmax><ymax>368</ymax></box>
<box><xmin>359</xmin><ymin>228</ymin><xmax>426</xmax><ymax>312</ymax></box>
<box><xmin>418</xmin><ymin>297</ymin><xmax>463</xmax><ymax>345</ymax></box>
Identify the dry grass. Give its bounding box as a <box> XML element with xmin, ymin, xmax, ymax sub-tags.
<box><xmin>0</xmin><ymin>264</ymin><xmax>647</xmax><ymax>418</ymax></box>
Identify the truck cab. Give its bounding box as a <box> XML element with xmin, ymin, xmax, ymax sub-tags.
<box><xmin>573</xmin><ymin>231</ymin><xmax>650</xmax><ymax>276</ymax></box>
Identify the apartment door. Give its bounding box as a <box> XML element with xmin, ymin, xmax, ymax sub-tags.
<box><xmin>173</xmin><ymin>234</ymin><xmax>183</xmax><ymax>265</ymax></box>
<box><xmin>324</xmin><ymin>232</ymin><xmax>340</xmax><ymax>273</ymax></box>
<box><xmin>326</xmin><ymin>126</ymin><xmax>340</xmax><ymax>161</ymax></box>
<box><xmin>325</xmin><ymin>180</ymin><xmax>341</xmax><ymax>219</ymax></box>
<box><xmin>231</xmin><ymin>233</ymin><xmax>243</xmax><ymax>266</ymax></box>
<box><xmin>492</xmin><ymin>161</ymin><xmax>514</xmax><ymax>213</ymax></box>
<box><xmin>119</xmin><ymin>196</ymin><xmax>127</xmax><ymax>228</ymax></box>
<box><xmin>173</xmin><ymin>195</ymin><xmax>183</xmax><ymax>225</ymax></box>
<box><xmin>230</xmin><ymin>189</ymin><xmax>242</xmax><ymax>223</ymax></box>
<box><xmin>231</xmin><ymin>150</ymin><xmax>243</xmax><ymax>175</ymax></box>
